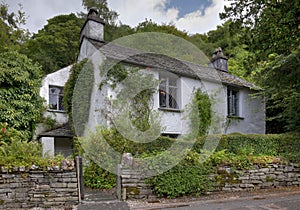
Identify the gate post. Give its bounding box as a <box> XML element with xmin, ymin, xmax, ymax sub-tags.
<box><xmin>117</xmin><ymin>163</ymin><xmax>122</xmax><ymax>200</ymax></box>
<box><xmin>75</xmin><ymin>155</ymin><xmax>84</xmax><ymax>202</ymax></box>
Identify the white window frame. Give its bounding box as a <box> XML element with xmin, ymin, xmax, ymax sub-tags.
<box><xmin>227</xmin><ymin>87</ymin><xmax>239</xmax><ymax>117</ymax></box>
<box><xmin>49</xmin><ymin>85</ymin><xmax>64</xmax><ymax>111</ymax></box>
<box><xmin>159</xmin><ymin>73</ymin><xmax>179</xmax><ymax>110</ymax></box>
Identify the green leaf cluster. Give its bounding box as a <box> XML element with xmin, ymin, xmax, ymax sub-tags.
<box><xmin>83</xmin><ymin>161</ymin><xmax>116</xmax><ymax>189</ymax></box>
<box><xmin>0</xmin><ymin>51</ymin><xmax>43</xmax><ymax>138</ymax></box>
<box><xmin>146</xmin><ymin>164</ymin><xmax>213</xmax><ymax>198</ymax></box>
<box><xmin>220</xmin><ymin>1</ymin><xmax>300</xmax><ymax>132</ymax></box>
<box><xmin>0</xmin><ymin>123</ymin><xmax>68</xmax><ymax>170</ymax></box>
<box><xmin>21</xmin><ymin>14</ymin><xmax>85</xmax><ymax>74</ymax></box>
<box><xmin>188</xmin><ymin>89</ymin><xmax>212</xmax><ymax>137</ymax></box>
<box><xmin>0</xmin><ymin>1</ymin><xmax>29</xmax><ymax>52</ymax></box>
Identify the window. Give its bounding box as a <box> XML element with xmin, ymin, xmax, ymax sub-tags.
<box><xmin>227</xmin><ymin>88</ymin><xmax>239</xmax><ymax>116</ymax></box>
<box><xmin>159</xmin><ymin>74</ymin><xmax>178</xmax><ymax>109</ymax></box>
<box><xmin>161</xmin><ymin>133</ymin><xmax>179</xmax><ymax>138</ymax></box>
<box><xmin>49</xmin><ymin>86</ymin><xmax>64</xmax><ymax>111</ymax></box>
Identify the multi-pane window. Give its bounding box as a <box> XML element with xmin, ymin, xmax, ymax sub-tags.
<box><xmin>49</xmin><ymin>86</ymin><xmax>64</xmax><ymax>111</ymax></box>
<box><xmin>227</xmin><ymin>88</ymin><xmax>239</xmax><ymax>116</ymax></box>
<box><xmin>159</xmin><ymin>74</ymin><xmax>178</xmax><ymax>109</ymax></box>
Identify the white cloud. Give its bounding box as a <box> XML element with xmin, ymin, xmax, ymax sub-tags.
<box><xmin>108</xmin><ymin>0</ymin><xmax>177</xmax><ymax>26</ymax></box>
<box><xmin>7</xmin><ymin>0</ymin><xmax>83</xmax><ymax>33</ymax></box>
<box><xmin>108</xmin><ymin>0</ymin><xmax>231</xmax><ymax>34</ymax></box>
<box><xmin>6</xmin><ymin>0</ymin><xmax>231</xmax><ymax>34</ymax></box>
<box><xmin>175</xmin><ymin>0</ymin><xmax>230</xmax><ymax>34</ymax></box>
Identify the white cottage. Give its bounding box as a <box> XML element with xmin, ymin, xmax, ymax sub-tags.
<box><xmin>38</xmin><ymin>9</ymin><xmax>265</xmax><ymax>156</ymax></box>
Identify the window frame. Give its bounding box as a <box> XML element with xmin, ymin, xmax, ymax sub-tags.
<box><xmin>227</xmin><ymin>87</ymin><xmax>239</xmax><ymax>117</ymax></box>
<box><xmin>159</xmin><ymin>73</ymin><xmax>179</xmax><ymax>110</ymax></box>
<box><xmin>49</xmin><ymin>85</ymin><xmax>64</xmax><ymax>112</ymax></box>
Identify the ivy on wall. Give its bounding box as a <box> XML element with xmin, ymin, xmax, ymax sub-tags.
<box><xmin>188</xmin><ymin>89</ymin><xmax>212</xmax><ymax>137</ymax></box>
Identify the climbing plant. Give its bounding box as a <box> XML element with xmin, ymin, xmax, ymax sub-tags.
<box><xmin>188</xmin><ymin>89</ymin><xmax>212</xmax><ymax>137</ymax></box>
<box><xmin>104</xmin><ymin>63</ymin><xmax>160</xmax><ymax>132</ymax></box>
<box><xmin>62</xmin><ymin>59</ymin><xmax>89</xmax><ymax>130</ymax></box>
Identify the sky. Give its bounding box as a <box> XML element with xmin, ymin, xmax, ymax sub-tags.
<box><xmin>6</xmin><ymin>0</ymin><xmax>231</xmax><ymax>34</ymax></box>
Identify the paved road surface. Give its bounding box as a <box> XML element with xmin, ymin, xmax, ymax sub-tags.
<box><xmin>166</xmin><ymin>193</ymin><xmax>300</xmax><ymax>210</ymax></box>
<box><xmin>128</xmin><ymin>188</ymin><xmax>300</xmax><ymax>210</ymax></box>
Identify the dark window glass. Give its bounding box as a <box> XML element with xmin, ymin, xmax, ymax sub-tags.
<box><xmin>227</xmin><ymin>88</ymin><xmax>239</xmax><ymax>116</ymax></box>
<box><xmin>49</xmin><ymin>86</ymin><xmax>64</xmax><ymax>111</ymax></box>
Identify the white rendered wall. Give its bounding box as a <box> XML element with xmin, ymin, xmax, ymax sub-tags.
<box><xmin>40</xmin><ymin>137</ymin><xmax>54</xmax><ymax>157</ymax></box>
<box><xmin>225</xmin><ymin>88</ymin><xmax>265</xmax><ymax>134</ymax></box>
<box><xmin>39</xmin><ymin>65</ymin><xmax>71</xmax><ymax>125</ymax></box>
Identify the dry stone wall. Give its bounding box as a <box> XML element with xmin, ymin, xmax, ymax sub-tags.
<box><xmin>120</xmin><ymin>153</ymin><xmax>300</xmax><ymax>199</ymax></box>
<box><xmin>0</xmin><ymin>164</ymin><xmax>79</xmax><ymax>209</ymax></box>
<box><xmin>214</xmin><ymin>163</ymin><xmax>300</xmax><ymax>192</ymax></box>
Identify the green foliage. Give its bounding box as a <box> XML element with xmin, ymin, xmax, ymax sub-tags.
<box><xmin>21</xmin><ymin>14</ymin><xmax>84</xmax><ymax>74</ymax></box>
<box><xmin>220</xmin><ymin>0</ymin><xmax>299</xmax><ymax>58</ymax></box>
<box><xmin>146</xmin><ymin>164</ymin><xmax>213</xmax><ymax>198</ymax></box>
<box><xmin>81</xmin><ymin>0</ymin><xmax>118</xmax><ymax>25</ymax></box>
<box><xmin>192</xmin><ymin>133</ymin><xmax>300</xmax><ymax>163</ymax></box>
<box><xmin>0</xmin><ymin>127</ymin><xmax>67</xmax><ymax>170</ymax></box>
<box><xmin>220</xmin><ymin>0</ymin><xmax>300</xmax><ymax>133</ymax></box>
<box><xmin>0</xmin><ymin>51</ymin><xmax>43</xmax><ymax>138</ymax></box>
<box><xmin>63</xmin><ymin>59</ymin><xmax>93</xmax><ymax>136</ymax></box>
<box><xmin>0</xmin><ymin>1</ymin><xmax>29</xmax><ymax>52</ymax></box>
<box><xmin>0</xmin><ymin>123</ymin><xmax>26</xmax><ymax>146</ymax></box>
<box><xmin>62</xmin><ymin>59</ymin><xmax>88</xmax><ymax>126</ymax></box>
<box><xmin>83</xmin><ymin>161</ymin><xmax>116</xmax><ymax>189</ymax></box>
<box><xmin>188</xmin><ymin>89</ymin><xmax>212</xmax><ymax>137</ymax></box>
<box><xmin>41</xmin><ymin>116</ymin><xmax>57</xmax><ymax>131</ymax></box>
<box><xmin>256</xmin><ymin>49</ymin><xmax>300</xmax><ymax>133</ymax></box>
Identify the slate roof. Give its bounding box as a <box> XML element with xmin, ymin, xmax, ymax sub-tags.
<box><xmin>39</xmin><ymin>124</ymin><xmax>73</xmax><ymax>138</ymax></box>
<box><xmin>88</xmin><ymin>38</ymin><xmax>259</xmax><ymax>90</ymax></box>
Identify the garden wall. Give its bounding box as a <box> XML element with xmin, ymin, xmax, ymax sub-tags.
<box><xmin>0</xmin><ymin>160</ymin><xmax>80</xmax><ymax>209</ymax></box>
<box><xmin>120</xmin><ymin>153</ymin><xmax>300</xmax><ymax>199</ymax></box>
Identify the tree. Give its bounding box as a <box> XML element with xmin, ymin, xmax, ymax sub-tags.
<box><xmin>0</xmin><ymin>1</ymin><xmax>29</xmax><ymax>52</ymax></box>
<box><xmin>220</xmin><ymin>1</ymin><xmax>300</xmax><ymax>132</ymax></box>
<box><xmin>21</xmin><ymin>14</ymin><xmax>84</xmax><ymax>74</ymax></box>
<box><xmin>220</xmin><ymin>0</ymin><xmax>300</xmax><ymax>59</ymax></box>
<box><xmin>0</xmin><ymin>51</ymin><xmax>43</xmax><ymax>138</ymax></box>
<box><xmin>81</xmin><ymin>0</ymin><xmax>118</xmax><ymax>25</ymax></box>
<box><xmin>258</xmin><ymin>49</ymin><xmax>300</xmax><ymax>133</ymax></box>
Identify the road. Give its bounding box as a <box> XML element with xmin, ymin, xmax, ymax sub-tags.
<box><xmin>166</xmin><ymin>193</ymin><xmax>300</xmax><ymax>210</ymax></box>
<box><xmin>128</xmin><ymin>188</ymin><xmax>300</xmax><ymax>210</ymax></box>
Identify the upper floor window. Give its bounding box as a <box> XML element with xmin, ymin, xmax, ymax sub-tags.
<box><xmin>49</xmin><ymin>86</ymin><xmax>64</xmax><ymax>111</ymax></box>
<box><xmin>227</xmin><ymin>88</ymin><xmax>239</xmax><ymax>117</ymax></box>
<box><xmin>159</xmin><ymin>74</ymin><xmax>179</xmax><ymax>109</ymax></box>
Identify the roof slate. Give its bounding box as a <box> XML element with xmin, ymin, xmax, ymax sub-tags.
<box><xmin>88</xmin><ymin>38</ymin><xmax>259</xmax><ymax>89</ymax></box>
<box><xmin>39</xmin><ymin>124</ymin><xmax>73</xmax><ymax>138</ymax></box>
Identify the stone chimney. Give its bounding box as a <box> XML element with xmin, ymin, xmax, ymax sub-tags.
<box><xmin>80</xmin><ymin>7</ymin><xmax>105</xmax><ymax>43</ymax></box>
<box><xmin>209</xmin><ymin>47</ymin><xmax>228</xmax><ymax>72</ymax></box>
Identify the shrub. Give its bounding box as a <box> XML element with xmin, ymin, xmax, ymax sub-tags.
<box><xmin>0</xmin><ymin>51</ymin><xmax>43</xmax><ymax>138</ymax></box>
<box><xmin>83</xmin><ymin>161</ymin><xmax>116</xmax><ymax>189</ymax></box>
<box><xmin>146</xmin><ymin>164</ymin><xmax>213</xmax><ymax>198</ymax></box>
<box><xmin>0</xmin><ymin>123</ymin><xmax>69</xmax><ymax>170</ymax></box>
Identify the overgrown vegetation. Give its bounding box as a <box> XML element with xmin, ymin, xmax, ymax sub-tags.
<box><xmin>83</xmin><ymin>161</ymin><xmax>116</xmax><ymax>189</ymax></box>
<box><xmin>62</xmin><ymin>59</ymin><xmax>88</xmax><ymax>129</ymax></box>
<box><xmin>188</xmin><ymin>89</ymin><xmax>212</xmax><ymax>137</ymax></box>
<box><xmin>78</xmin><ymin>127</ymin><xmax>300</xmax><ymax>197</ymax></box>
<box><xmin>0</xmin><ymin>123</ymin><xmax>68</xmax><ymax>170</ymax></box>
<box><xmin>0</xmin><ymin>51</ymin><xmax>44</xmax><ymax>138</ymax></box>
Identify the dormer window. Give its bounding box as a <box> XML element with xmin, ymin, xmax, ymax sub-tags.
<box><xmin>159</xmin><ymin>73</ymin><xmax>179</xmax><ymax>109</ymax></box>
<box><xmin>49</xmin><ymin>86</ymin><xmax>64</xmax><ymax>111</ymax></box>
